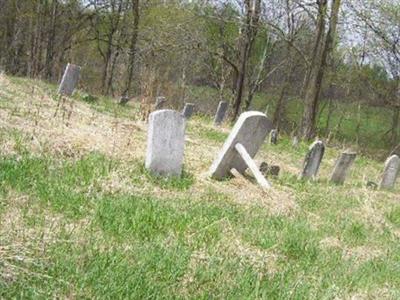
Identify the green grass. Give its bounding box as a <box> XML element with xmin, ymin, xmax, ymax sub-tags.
<box><xmin>1</xmin><ymin>75</ymin><xmax>400</xmax><ymax>299</ymax></box>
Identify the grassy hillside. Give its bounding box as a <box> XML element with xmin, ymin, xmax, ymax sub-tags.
<box><xmin>0</xmin><ymin>74</ymin><xmax>399</xmax><ymax>299</ymax></box>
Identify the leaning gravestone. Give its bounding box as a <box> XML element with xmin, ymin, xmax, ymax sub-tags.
<box><xmin>379</xmin><ymin>154</ymin><xmax>400</xmax><ymax>189</ymax></box>
<box><xmin>299</xmin><ymin>140</ymin><xmax>325</xmax><ymax>180</ymax></box>
<box><xmin>210</xmin><ymin>111</ymin><xmax>273</xmax><ymax>189</ymax></box>
<box><xmin>270</xmin><ymin>129</ymin><xmax>278</xmax><ymax>145</ymax></box>
<box><xmin>154</xmin><ymin>96</ymin><xmax>167</xmax><ymax>110</ymax></box>
<box><xmin>390</xmin><ymin>144</ymin><xmax>400</xmax><ymax>157</ymax></box>
<box><xmin>182</xmin><ymin>103</ymin><xmax>195</xmax><ymax>119</ymax></box>
<box><xmin>58</xmin><ymin>63</ymin><xmax>81</xmax><ymax>96</ymax></box>
<box><xmin>145</xmin><ymin>110</ymin><xmax>186</xmax><ymax>177</ymax></box>
<box><xmin>330</xmin><ymin>151</ymin><xmax>357</xmax><ymax>184</ymax></box>
<box><xmin>214</xmin><ymin>101</ymin><xmax>228</xmax><ymax>126</ymax></box>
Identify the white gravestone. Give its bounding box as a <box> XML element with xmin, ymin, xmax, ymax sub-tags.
<box><xmin>379</xmin><ymin>154</ymin><xmax>400</xmax><ymax>189</ymax></box>
<box><xmin>210</xmin><ymin>111</ymin><xmax>273</xmax><ymax>189</ymax></box>
<box><xmin>58</xmin><ymin>63</ymin><xmax>81</xmax><ymax>96</ymax></box>
<box><xmin>145</xmin><ymin>110</ymin><xmax>186</xmax><ymax>177</ymax></box>
<box><xmin>330</xmin><ymin>151</ymin><xmax>357</xmax><ymax>184</ymax></box>
<box><xmin>299</xmin><ymin>140</ymin><xmax>325</xmax><ymax>180</ymax></box>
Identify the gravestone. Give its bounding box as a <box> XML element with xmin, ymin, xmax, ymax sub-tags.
<box><xmin>214</xmin><ymin>101</ymin><xmax>228</xmax><ymax>126</ymax></box>
<box><xmin>119</xmin><ymin>95</ymin><xmax>130</xmax><ymax>105</ymax></box>
<box><xmin>292</xmin><ymin>136</ymin><xmax>299</xmax><ymax>148</ymax></box>
<box><xmin>330</xmin><ymin>151</ymin><xmax>357</xmax><ymax>184</ymax></box>
<box><xmin>154</xmin><ymin>96</ymin><xmax>167</xmax><ymax>110</ymax></box>
<box><xmin>299</xmin><ymin>140</ymin><xmax>325</xmax><ymax>180</ymax></box>
<box><xmin>270</xmin><ymin>129</ymin><xmax>278</xmax><ymax>145</ymax></box>
<box><xmin>182</xmin><ymin>103</ymin><xmax>195</xmax><ymax>119</ymax></box>
<box><xmin>259</xmin><ymin>162</ymin><xmax>280</xmax><ymax>177</ymax></box>
<box><xmin>145</xmin><ymin>110</ymin><xmax>186</xmax><ymax>177</ymax></box>
<box><xmin>58</xmin><ymin>63</ymin><xmax>81</xmax><ymax>96</ymax></box>
<box><xmin>379</xmin><ymin>154</ymin><xmax>400</xmax><ymax>189</ymax></box>
<box><xmin>210</xmin><ymin>111</ymin><xmax>273</xmax><ymax>188</ymax></box>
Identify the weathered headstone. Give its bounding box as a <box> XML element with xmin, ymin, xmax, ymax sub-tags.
<box><xmin>214</xmin><ymin>101</ymin><xmax>228</xmax><ymax>126</ymax></box>
<box><xmin>182</xmin><ymin>103</ymin><xmax>195</xmax><ymax>119</ymax></box>
<box><xmin>119</xmin><ymin>95</ymin><xmax>130</xmax><ymax>105</ymax></box>
<box><xmin>299</xmin><ymin>140</ymin><xmax>325</xmax><ymax>180</ymax></box>
<box><xmin>210</xmin><ymin>111</ymin><xmax>273</xmax><ymax>188</ymax></box>
<box><xmin>270</xmin><ymin>129</ymin><xmax>278</xmax><ymax>145</ymax></box>
<box><xmin>145</xmin><ymin>110</ymin><xmax>186</xmax><ymax>177</ymax></box>
<box><xmin>58</xmin><ymin>63</ymin><xmax>81</xmax><ymax>96</ymax></box>
<box><xmin>379</xmin><ymin>154</ymin><xmax>400</xmax><ymax>189</ymax></box>
<box><xmin>366</xmin><ymin>181</ymin><xmax>378</xmax><ymax>190</ymax></box>
<box><xmin>154</xmin><ymin>96</ymin><xmax>167</xmax><ymax>110</ymax></box>
<box><xmin>292</xmin><ymin>136</ymin><xmax>299</xmax><ymax>148</ymax></box>
<box><xmin>330</xmin><ymin>151</ymin><xmax>357</xmax><ymax>184</ymax></box>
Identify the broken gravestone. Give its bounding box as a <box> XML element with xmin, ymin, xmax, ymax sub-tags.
<box><xmin>209</xmin><ymin>111</ymin><xmax>273</xmax><ymax>189</ymax></box>
<box><xmin>259</xmin><ymin>162</ymin><xmax>280</xmax><ymax>177</ymax></box>
<box><xmin>58</xmin><ymin>63</ymin><xmax>81</xmax><ymax>96</ymax></box>
<box><xmin>269</xmin><ymin>129</ymin><xmax>278</xmax><ymax>145</ymax></box>
<box><xmin>330</xmin><ymin>151</ymin><xmax>357</xmax><ymax>184</ymax></box>
<box><xmin>379</xmin><ymin>154</ymin><xmax>400</xmax><ymax>189</ymax></box>
<box><xmin>214</xmin><ymin>101</ymin><xmax>228</xmax><ymax>126</ymax></box>
<box><xmin>145</xmin><ymin>110</ymin><xmax>186</xmax><ymax>177</ymax></box>
<box><xmin>299</xmin><ymin>140</ymin><xmax>325</xmax><ymax>180</ymax></box>
<box><xmin>182</xmin><ymin>103</ymin><xmax>195</xmax><ymax>119</ymax></box>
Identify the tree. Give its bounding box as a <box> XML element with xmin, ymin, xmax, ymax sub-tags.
<box><xmin>299</xmin><ymin>0</ymin><xmax>341</xmax><ymax>140</ymax></box>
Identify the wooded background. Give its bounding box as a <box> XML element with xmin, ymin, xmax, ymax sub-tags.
<box><xmin>0</xmin><ymin>0</ymin><xmax>399</xmax><ymax>149</ymax></box>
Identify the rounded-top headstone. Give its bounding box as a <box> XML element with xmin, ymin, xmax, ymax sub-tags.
<box><xmin>210</xmin><ymin>111</ymin><xmax>273</xmax><ymax>179</ymax></box>
<box><xmin>145</xmin><ymin>110</ymin><xmax>186</xmax><ymax>177</ymax></box>
<box><xmin>379</xmin><ymin>154</ymin><xmax>400</xmax><ymax>189</ymax></box>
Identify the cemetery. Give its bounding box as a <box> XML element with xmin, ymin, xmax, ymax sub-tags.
<box><xmin>0</xmin><ymin>68</ymin><xmax>399</xmax><ymax>298</ymax></box>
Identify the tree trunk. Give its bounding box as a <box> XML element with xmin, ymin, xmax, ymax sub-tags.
<box><xmin>299</xmin><ymin>0</ymin><xmax>341</xmax><ymax>140</ymax></box>
<box><xmin>231</xmin><ymin>0</ymin><xmax>261</xmax><ymax>122</ymax></box>
<box><xmin>124</xmin><ymin>0</ymin><xmax>140</xmax><ymax>96</ymax></box>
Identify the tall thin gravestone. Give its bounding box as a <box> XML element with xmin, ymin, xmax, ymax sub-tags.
<box><xmin>330</xmin><ymin>151</ymin><xmax>357</xmax><ymax>184</ymax></box>
<box><xmin>145</xmin><ymin>110</ymin><xmax>186</xmax><ymax>177</ymax></box>
<box><xmin>58</xmin><ymin>63</ymin><xmax>81</xmax><ymax>96</ymax></box>
<box><xmin>379</xmin><ymin>154</ymin><xmax>400</xmax><ymax>189</ymax></box>
<box><xmin>210</xmin><ymin>111</ymin><xmax>273</xmax><ymax>189</ymax></box>
<box><xmin>214</xmin><ymin>101</ymin><xmax>228</xmax><ymax>126</ymax></box>
<box><xmin>270</xmin><ymin>129</ymin><xmax>278</xmax><ymax>145</ymax></box>
<box><xmin>299</xmin><ymin>140</ymin><xmax>325</xmax><ymax>180</ymax></box>
<box><xmin>182</xmin><ymin>103</ymin><xmax>195</xmax><ymax>119</ymax></box>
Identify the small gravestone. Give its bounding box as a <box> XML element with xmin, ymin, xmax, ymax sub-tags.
<box><xmin>366</xmin><ymin>181</ymin><xmax>378</xmax><ymax>190</ymax></box>
<box><xmin>214</xmin><ymin>101</ymin><xmax>228</xmax><ymax>126</ymax></box>
<box><xmin>182</xmin><ymin>103</ymin><xmax>195</xmax><ymax>119</ymax></box>
<box><xmin>330</xmin><ymin>151</ymin><xmax>357</xmax><ymax>184</ymax></box>
<box><xmin>299</xmin><ymin>140</ymin><xmax>325</xmax><ymax>180</ymax></box>
<box><xmin>210</xmin><ymin>111</ymin><xmax>273</xmax><ymax>189</ymax></box>
<box><xmin>379</xmin><ymin>154</ymin><xmax>400</xmax><ymax>189</ymax></box>
<box><xmin>119</xmin><ymin>95</ymin><xmax>130</xmax><ymax>105</ymax></box>
<box><xmin>154</xmin><ymin>96</ymin><xmax>167</xmax><ymax>110</ymax></box>
<box><xmin>259</xmin><ymin>162</ymin><xmax>280</xmax><ymax>177</ymax></box>
<box><xmin>270</xmin><ymin>129</ymin><xmax>278</xmax><ymax>144</ymax></box>
<box><xmin>292</xmin><ymin>136</ymin><xmax>299</xmax><ymax>148</ymax></box>
<box><xmin>145</xmin><ymin>110</ymin><xmax>186</xmax><ymax>177</ymax></box>
<box><xmin>58</xmin><ymin>63</ymin><xmax>81</xmax><ymax>96</ymax></box>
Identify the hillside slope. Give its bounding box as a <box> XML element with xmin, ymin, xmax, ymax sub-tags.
<box><xmin>0</xmin><ymin>74</ymin><xmax>399</xmax><ymax>299</ymax></box>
